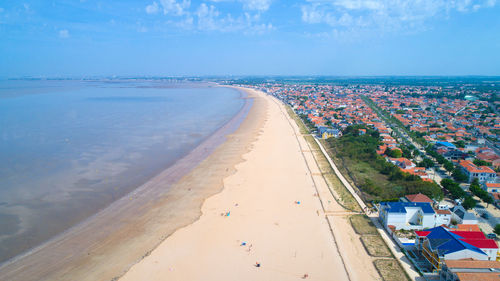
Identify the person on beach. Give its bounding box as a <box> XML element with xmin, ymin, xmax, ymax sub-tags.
<box><xmin>255</xmin><ymin>262</ymin><xmax>261</xmax><ymax>267</ymax></box>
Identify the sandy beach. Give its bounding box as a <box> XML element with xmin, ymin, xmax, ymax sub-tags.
<box><xmin>119</xmin><ymin>88</ymin><xmax>379</xmax><ymax>281</ymax></box>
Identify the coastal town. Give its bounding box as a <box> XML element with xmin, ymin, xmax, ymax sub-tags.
<box><xmin>235</xmin><ymin>80</ymin><xmax>500</xmax><ymax>281</ymax></box>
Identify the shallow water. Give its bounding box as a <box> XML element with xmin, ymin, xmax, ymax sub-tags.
<box><xmin>0</xmin><ymin>79</ymin><xmax>244</xmax><ymax>263</ymax></box>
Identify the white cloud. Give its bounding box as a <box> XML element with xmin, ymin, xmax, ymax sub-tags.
<box><xmin>242</xmin><ymin>0</ymin><xmax>272</xmax><ymax>11</ymax></box>
<box><xmin>59</xmin><ymin>29</ymin><xmax>69</xmax><ymax>38</ymax></box>
<box><xmin>145</xmin><ymin>2</ymin><xmax>159</xmax><ymax>14</ymax></box>
<box><xmin>301</xmin><ymin>0</ymin><xmax>498</xmax><ymax>33</ymax></box>
<box><xmin>146</xmin><ymin>0</ymin><xmax>190</xmax><ymax>16</ymax></box>
<box><xmin>195</xmin><ymin>3</ymin><xmax>273</xmax><ymax>33</ymax></box>
<box><xmin>196</xmin><ymin>3</ymin><xmax>220</xmax><ymax>30</ymax></box>
<box><xmin>144</xmin><ymin>0</ymin><xmax>273</xmax><ymax>33</ymax></box>
<box><xmin>208</xmin><ymin>0</ymin><xmax>272</xmax><ymax>12</ymax></box>
<box><xmin>160</xmin><ymin>0</ymin><xmax>191</xmax><ymax>16</ymax></box>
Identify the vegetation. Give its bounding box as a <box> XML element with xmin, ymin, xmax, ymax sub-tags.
<box><xmin>469</xmin><ymin>178</ymin><xmax>494</xmax><ymax>206</ymax></box>
<box><xmin>494</xmin><ymin>224</ymin><xmax>500</xmax><ymax>236</ymax></box>
<box><xmin>385</xmin><ymin>148</ymin><xmax>402</xmax><ymax>158</ymax></box>
<box><xmin>440</xmin><ymin>178</ymin><xmax>477</xmax><ymax>209</ymax></box>
<box><xmin>361</xmin><ymin>236</ymin><xmax>392</xmax><ymax>257</ymax></box>
<box><xmin>417</xmin><ymin>157</ymin><xmax>434</xmax><ymax>168</ymax></box>
<box><xmin>462</xmin><ymin>196</ymin><xmax>477</xmax><ymax>210</ymax></box>
<box><xmin>441</xmin><ymin>178</ymin><xmax>466</xmax><ymax>199</ymax></box>
<box><xmin>452</xmin><ymin>168</ymin><xmax>468</xmax><ymax>182</ymax></box>
<box><xmin>324</xmin><ymin>125</ymin><xmax>443</xmax><ymax>201</ymax></box>
<box><xmin>350</xmin><ymin>215</ymin><xmax>378</xmax><ymax>235</ymax></box>
<box><xmin>473</xmin><ymin>159</ymin><xmax>492</xmax><ymax>166</ymax></box>
<box><xmin>374</xmin><ymin>259</ymin><xmax>410</xmax><ymax>281</ymax></box>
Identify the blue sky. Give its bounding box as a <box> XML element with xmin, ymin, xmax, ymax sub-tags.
<box><xmin>1</xmin><ymin>0</ymin><xmax>499</xmax><ymax>77</ymax></box>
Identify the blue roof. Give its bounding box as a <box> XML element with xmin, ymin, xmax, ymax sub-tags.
<box><xmin>424</xmin><ymin>226</ymin><xmax>486</xmax><ymax>256</ymax></box>
<box><xmin>435</xmin><ymin>141</ymin><xmax>456</xmax><ymax>149</ymax></box>
<box><xmin>380</xmin><ymin>201</ymin><xmax>435</xmax><ymax>214</ymax></box>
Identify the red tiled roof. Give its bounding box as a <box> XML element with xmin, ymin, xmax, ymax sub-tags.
<box><xmin>461</xmin><ymin>239</ymin><xmax>498</xmax><ymax>249</ymax></box>
<box><xmin>457</xmin><ymin>225</ymin><xmax>481</xmax><ymax>232</ymax></box>
<box><xmin>415</xmin><ymin>231</ymin><xmax>431</xmax><ymax>237</ymax></box>
<box><xmin>455</xmin><ymin>272</ymin><xmax>500</xmax><ymax>281</ymax></box>
<box><xmin>405</xmin><ymin>193</ymin><xmax>433</xmax><ymax>203</ymax></box>
<box><xmin>451</xmin><ymin>231</ymin><xmax>486</xmax><ymax>239</ymax></box>
<box><xmin>446</xmin><ymin>258</ymin><xmax>500</xmax><ymax>269</ymax></box>
<box><xmin>460</xmin><ymin>160</ymin><xmax>496</xmax><ymax>174</ymax></box>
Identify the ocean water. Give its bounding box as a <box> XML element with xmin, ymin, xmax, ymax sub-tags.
<box><xmin>0</xmin><ymin>80</ymin><xmax>245</xmax><ymax>263</ymax></box>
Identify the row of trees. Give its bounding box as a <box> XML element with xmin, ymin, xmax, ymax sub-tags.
<box><xmin>425</xmin><ymin>145</ymin><xmax>469</xmax><ymax>182</ymax></box>
<box><xmin>469</xmin><ymin>178</ymin><xmax>494</xmax><ymax>206</ymax></box>
<box><xmin>440</xmin><ymin>178</ymin><xmax>476</xmax><ymax>209</ymax></box>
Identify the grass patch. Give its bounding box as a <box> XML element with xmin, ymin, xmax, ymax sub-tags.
<box><xmin>304</xmin><ymin>136</ymin><xmax>361</xmax><ymax>212</ymax></box>
<box><xmin>350</xmin><ymin>215</ymin><xmax>378</xmax><ymax>235</ymax></box>
<box><xmin>360</xmin><ymin>236</ymin><xmax>392</xmax><ymax>257</ymax></box>
<box><xmin>374</xmin><ymin>259</ymin><xmax>410</xmax><ymax>281</ymax></box>
<box><xmin>285</xmin><ymin>106</ymin><xmax>308</xmax><ymax>135</ymax></box>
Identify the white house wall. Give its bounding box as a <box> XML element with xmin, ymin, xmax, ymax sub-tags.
<box><xmin>444</xmin><ymin>249</ymin><xmax>488</xmax><ymax>261</ymax></box>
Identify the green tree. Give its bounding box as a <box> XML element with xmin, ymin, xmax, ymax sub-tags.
<box><xmin>473</xmin><ymin>159</ymin><xmax>492</xmax><ymax>166</ymax></box>
<box><xmin>441</xmin><ymin>178</ymin><xmax>466</xmax><ymax>199</ymax></box>
<box><xmin>462</xmin><ymin>196</ymin><xmax>477</xmax><ymax>210</ymax></box>
<box><xmin>483</xmin><ymin>194</ymin><xmax>494</xmax><ymax>207</ymax></box>
<box><xmin>444</xmin><ymin>161</ymin><xmax>455</xmax><ymax>173</ymax></box>
<box><xmin>454</xmin><ymin>140</ymin><xmax>466</xmax><ymax>148</ymax></box>
<box><xmin>418</xmin><ymin>157</ymin><xmax>434</xmax><ymax>168</ymax></box>
<box><xmin>452</xmin><ymin>168</ymin><xmax>468</xmax><ymax>183</ymax></box>
<box><xmin>385</xmin><ymin>148</ymin><xmax>402</xmax><ymax>158</ymax></box>
<box><xmin>495</xmin><ymin>224</ymin><xmax>500</xmax><ymax>236</ymax></box>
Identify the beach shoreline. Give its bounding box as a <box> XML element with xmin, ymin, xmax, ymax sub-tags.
<box><xmin>0</xmin><ymin>86</ymin><xmax>263</xmax><ymax>281</ymax></box>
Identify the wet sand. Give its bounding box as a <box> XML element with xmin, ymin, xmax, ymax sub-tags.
<box><xmin>0</xmin><ymin>87</ymin><xmax>262</xmax><ymax>281</ymax></box>
<box><xmin>119</xmin><ymin>89</ymin><xmax>358</xmax><ymax>281</ymax></box>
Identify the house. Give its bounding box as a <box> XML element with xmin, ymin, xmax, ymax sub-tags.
<box><xmin>435</xmin><ymin>209</ymin><xmax>452</xmax><ymax>227</ymax></box>
<box><xmin>484</xmin><ymin>183</ymin><xmax>500</xmax><ymax>193</ymax></box>
<box><xmin>379</xmin><ymin>201</ymin><xmax>436</xmax><ymax>230</ymax></box>
<box><xmin>388</xmin><ymin>157</ymin><xmax>416</xmax><ymax>170</ymax></box>
<box><xmin>317</xmin><ymin>126</ymin><xmax>342</xmax><ymax>139</ymax></box>
<box><xmin>404</xmin><ymin>193</ymin><xmax>434</xmax><ymax>204</ymax></box>
<box><xmin>439</xmin><ymin>259</ymin><xmax>500</xmax><ymax>281</ymax></box>
<box><xmin>435</xmin><ymin>141</ymin><xmax>457</xmax><ymax>150</ymax></box>
<box><xmin>442</xmin><ymin>149</ymin><xmax>468</xmax><ymax>161</ymax></box>
<box><xmin>450</xmin><ymin>206</ymin><xmax>478</xmax><ymax>225</ymax></box>
<box><xmin>415</xmin><ymin>226</ymin><xmax>499</xmax><ymax>271</ymax></box>
<box><xmin>459</xmin><ymin>160</ymin><xmax>497</xmax><ymax>183</ymax></box>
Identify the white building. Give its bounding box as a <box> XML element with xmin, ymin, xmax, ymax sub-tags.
<box><xmin>379</xmin><ymin>202</ymin><xmax>436</xmax><ymax>230</ymax></box>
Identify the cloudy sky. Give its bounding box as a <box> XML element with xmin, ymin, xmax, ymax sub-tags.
<box><xmin>1</xmin><ymin>0</ymin><xmax>499</xmax><ymax>77</ymax></box>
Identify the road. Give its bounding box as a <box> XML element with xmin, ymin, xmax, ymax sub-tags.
<box><xmin>362</xmin><ymin>96</ymin><xmax>449</xmax><ymax>184</ymax></box>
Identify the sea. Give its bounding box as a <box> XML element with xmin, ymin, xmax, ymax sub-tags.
<box><xmin>0</xmin><ymin>79</ymin><xmax>245</xmax><ymax>264</ymax></box>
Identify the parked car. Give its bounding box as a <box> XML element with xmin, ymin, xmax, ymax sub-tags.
<box><xmin>487</xmin><ymin>233</ymin><xmax>497</xmax><ymax>239</ymax></box>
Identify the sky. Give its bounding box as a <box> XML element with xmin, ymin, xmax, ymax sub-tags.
<box><xmin>0</xmin><ymin>0</ymin><xmax>499</xmax><ymax>77</ymax></box>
